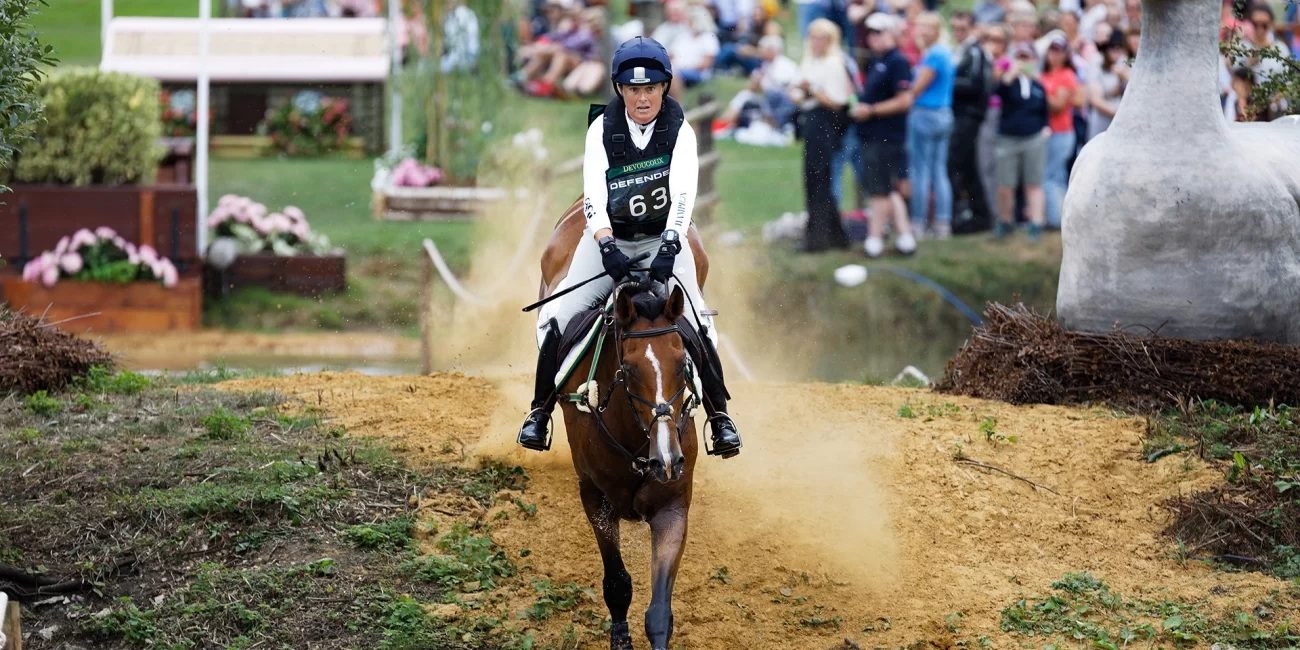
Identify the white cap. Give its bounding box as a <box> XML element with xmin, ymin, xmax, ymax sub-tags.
<box><xmin>865</xmin><ymin>12</ymin><xmax>900</xmax><ymax>34</ymax></box>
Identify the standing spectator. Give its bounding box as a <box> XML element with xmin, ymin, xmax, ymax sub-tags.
<box><xmin>993</xmin><ymin>43</ymin><xmax>1049</xmax><ymax>241</ymax></box>
<box><xmin>977</xmin><ymin>24</ymin><xmax>1010</xmax><ymax>231</ymax></box>
<box><xmin>1079</xmin><ymin>0</ymin><xmax>1109</xmax><ymax>43</ymax></box>
<box><xmin>791</xmin><ymin>18</ymin><xmax>855</xmax><ymax>252</ymax></box>
<box><xmin>1009</xmin><ymin>8</ymin><xmax>1040</xmax><ymax>58</ymax></box>
<box><xmin>973</xmin><ymin>0</ymin><xmax>1012</xmax><ymax>25</ymax></box>
<box><xmin>898</xmin><ymin>0</ymin><xmax>925</xmax><ymax>66</ymax></box>
<box><xmin>1086</xmin><ymin>29</ymin><xmax>1128</xmax><ymax>139</ymax></box>
<box><xmin>1061</xmin><ymin>10</ymin><xmax>1099</xmax><ymax>68</ymax></box>
<box><xmin>908</xmin><ymin>12</ymin><xmax>956</xmax><ymax>238</ymax></box>
<box><xmin>1040</xmin><ymin>36</ymin><xmax>1081</xmax><ymax>229</ymax></box>
<box><xmin>668</xmin><ymin>7</ymin><xmax>722</xmax><ymax>97</ymax></box>
<box><xmin>1125</xmin><ymin>25</ymin><xmax>1141</xmax><ymax>55</ymax></box>
<box><xmin>1241</xmin><ymin>4</ymin><xmax>1292</xmax><ymax>83</ymax></box>
<box><xmin>853</xmin><ymin>13</ymin><xmax>917</xmax><ymax>257</ymax></box>
<box><xmin>442</xmin><ymin>0</ymin><xmax>481</xmax><ymax>73</ymax></box>
<box><xmin>1124</xmin><ymin>0</ymin><xmax>1141</xmax><ymax>30</ymax></box>
<box><xmin>949</xmin><ymin>11</ymin><xmax>995</xmax><ymax>234</ymax></box>
<box><xmin>796</xmin><ymin>0</ymin><xmax>850</xmax><ymax>41</ymax></box>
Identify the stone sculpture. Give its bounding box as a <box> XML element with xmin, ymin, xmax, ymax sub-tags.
<box><xmin>1057</xmin><ymin>0</ymin><xmax>1300</xmax><ymax>342</ymax></box>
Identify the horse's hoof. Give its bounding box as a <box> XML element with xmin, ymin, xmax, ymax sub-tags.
<box><xmin>610</xmin><ymin>620</ymin><xmax>633</xmax><ymax>650</ymax></box>
<box><xmin>610</xmin><ymin>637</ymin><xmax>634</xmax><ymax>650</ymax></box>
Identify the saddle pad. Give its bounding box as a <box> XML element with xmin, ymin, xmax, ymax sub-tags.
<box><xmin>554</xmin><ymin>301</ymin><xmax>611</xmax><ymax>389</ymax></box>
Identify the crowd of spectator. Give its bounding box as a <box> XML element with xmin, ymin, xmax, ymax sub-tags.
<box><xmin>784</xmin><ymin>0</ymin><xmax>1300</xmax><ymax>256</ymax></box>
<box><xmin>227</xmin><ymin>0</ymin><xmax>381</xmax><ymax>18</ymax></box>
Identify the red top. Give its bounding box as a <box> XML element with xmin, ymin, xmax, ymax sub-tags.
<box><xmin>1040</xmin><ymin>67</ymin><xmax>1079</xmax><ymax>133</ymax></box>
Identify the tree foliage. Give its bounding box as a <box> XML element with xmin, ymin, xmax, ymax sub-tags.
<box><xmin>0</xmin><ymin>0</ymin><xmax>56</xmax><ymax>190</ymax></box>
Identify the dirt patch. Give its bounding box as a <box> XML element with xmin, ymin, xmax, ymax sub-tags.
<box><xmin>94</xmin><ymin>330</ymin><xmax>419</xmax><ymax>370</ymax></box>
<box><xmin>939</xmin><ymin>302</ymin><xmax>1300</xmax><ymax>410</ymax></box>
<box><xmin>221</xmin><ymin>372</ymin><xmax>1297</xmax><ymax>648</ymax></box>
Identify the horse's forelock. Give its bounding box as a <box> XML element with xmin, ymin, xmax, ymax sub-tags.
<box><xmin>628</xmin><ymin>282</ymin><xmax>669</xmax><ymax>323</ymax></box>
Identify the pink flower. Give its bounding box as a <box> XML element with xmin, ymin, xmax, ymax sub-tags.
<box><xmin>60</xmin><ymin>253</ymin><xmax>83</xmax><ymax>275</ymax></box>
<box><xmin>207</xmin><ymin>205</ymin><xmax>231</xmax><ymax>227</ymax></box>
<box><xmin>159</xmin><ymin>259</ymin><xmax>179</xmax><ymax>288</ymax></box>
<box><xmin>290</xmin><ymin>221</ymin><xmax>311</xmax><ymax>240</ymax></box>
<box><xmin>147</xmin><ymin>259</ymin><xmax>163</xmax><ymax>279</ymax></box>
<box><xmin>139</xmin><ymin>245</ymin><xmax>159</xmax><ymax>266</ymax></box>
<box><xmin>266</xmin><ymin>213</ymin><xmax>291</xmax><ymax>234</ymax></box>
<box><xmin>22</xmin><ymin>259</ymin><xmax>41</xmax><ymax>282</ymax></box>
<box><xmin>248</xmin><ymin>202</ymin><xmax>267</xmax><ymax>219</ymax></box>
<box><xmin>41</xmin><ymin>265</ymin><xmax>59</xmax><ymax>288</ymax></box>
<box><xmin>284</xmin><ymin>206</ymin><xmax>306</xmax><ymax>222</ymax></box>
<box><xmin>95</xmin><ymin>227</ymin><xmax>118</xmax><ymax>240</ymax></box>
<box><xmin>55</xmin><ymin>236</ymin><xmax>71</xmax><ymax>256</ymax></box>
<box><xmin>39</xmin><ymin>251</ymin><xmax>57</xmax><ymax>270</ymax></box>
<box><xmin>217</xmin><ymin>194</ymin><xmax>241</xmax><ymax>206</ymax></box>
<box><xmin>71</xmin><ymin>229</ymin><xmax>97</xmax><ymax>250</ymax></box>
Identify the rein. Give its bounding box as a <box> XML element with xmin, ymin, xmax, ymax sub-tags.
<box><xmin>563</xmin><ymin>298</ymin><xmax>698</xmax><ymax>476</ymax></box>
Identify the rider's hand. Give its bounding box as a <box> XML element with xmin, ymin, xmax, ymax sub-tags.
<box><xmin>599</xmin><ymin>238</ymin><xmax>632</xmax><ymax>282</ymax></box>
<box><xmin>649</xmin><ymin>247</ymin><xmax>677</xmax><ymax>283</ymax></box>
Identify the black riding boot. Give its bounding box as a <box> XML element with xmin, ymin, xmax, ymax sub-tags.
<box><xmin>698</xmin><ymin>331</ymin><xmax>742</xmax><ymax>459</ymax></box>
<box><xmin>518</xmin><ymin>320</ymin><xmax>561</xmax><ymax>452</ymax></box>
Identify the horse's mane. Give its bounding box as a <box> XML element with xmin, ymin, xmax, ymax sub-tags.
<box><xmin>584</xmin><ymin>280</ymin><xmax>670</xmax><ymax>321</ymax></box>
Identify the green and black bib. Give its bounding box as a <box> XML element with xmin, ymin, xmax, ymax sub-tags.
<box><xmin>589</xmin><ymin>95</ymin><xmax>685</xmax><ymax>240</ymax></box>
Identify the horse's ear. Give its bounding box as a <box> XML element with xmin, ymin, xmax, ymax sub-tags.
<box><xmin>616</xmin><ymin>287</ymin><xmax>638</xmax><ymax>325</ymax></box>
<box><xmin>665</xmin><ymin>286</ymin><xmax>685</xmax><ymax>323</ymax></box>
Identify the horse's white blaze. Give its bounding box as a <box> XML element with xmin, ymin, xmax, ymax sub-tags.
<box><xmin>644</xmin><ymin>343</ymin><xmax>674</xmax><ymax>477</ymax></box>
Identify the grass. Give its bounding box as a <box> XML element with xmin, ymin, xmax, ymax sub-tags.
<box><xmin>30</xmin><ymin>0</ymin><xmax>195</xmax><ymax>67</ymax></box>
<box><xmin>1151</xmin><ymin>400</ymin><xmax>1300</xmax><ymax>579</ymax></box>
<box><xmin>0</xmin><ymin>366</ymin><xmax>552</xmax><ymax>649</ymax></box>
<box><xmin>1000</xmin><ymin>572</ymin><xmax>1298</xmax><ymax>649</ymax></box>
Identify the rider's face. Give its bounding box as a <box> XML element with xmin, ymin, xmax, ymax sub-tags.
<box><xmin>620</xmin><ymin>83</ymin><xmax>666</xmax><ymax>125</ymax></box>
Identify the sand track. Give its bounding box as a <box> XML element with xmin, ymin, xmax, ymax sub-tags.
<box><xmin>221</xmin><ymin>371</ymin><xmax>1289</xmax><ymax>649</ymax></box>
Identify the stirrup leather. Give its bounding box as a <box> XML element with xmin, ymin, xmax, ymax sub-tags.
<box><xmin>517</xmin><ymin>408</ymin><xmax>553</xmax><ymax>451</ymax></box>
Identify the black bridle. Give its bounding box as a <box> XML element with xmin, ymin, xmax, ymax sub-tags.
<box><xmin>574</xmin><ymin>283</ymin><xmax>699</xmax><ymax>476</ymax></box>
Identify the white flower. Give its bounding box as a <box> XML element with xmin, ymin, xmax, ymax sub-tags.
<box><xmin>481</xmin><ymin>121</ymin><xmax>493</xmax><ymax>134</ymax></box>
<box><xmin>271</xmin><ymin>238</ymin><xmax>298</xmax><ymax>256</ymax></box>
<box><xmin>533</xmin><ymin>146</ymin><xmax>548</xmax><ymax>162</ymax></box>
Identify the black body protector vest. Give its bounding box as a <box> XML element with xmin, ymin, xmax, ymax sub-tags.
<box><xmin>589</xmin><ymin>95</ymin><xmax>686</xmax><ymax>240</ymax></box>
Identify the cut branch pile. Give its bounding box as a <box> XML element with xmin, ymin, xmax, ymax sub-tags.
<box><xmin>0</xmin><ymin>307</ymin><xmax>113</xmax><ymax>394</ymax></box>
<box><xmin>937</xmin><ymin>303</ymin><xmax>1300</xmax><ymax>410</ymax></box>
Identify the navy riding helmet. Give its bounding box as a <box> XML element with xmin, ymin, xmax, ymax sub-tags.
<box><xmin>610</xmin><ymin>36</ymin><xmax>674</xmax><ymax>90</ymax></box>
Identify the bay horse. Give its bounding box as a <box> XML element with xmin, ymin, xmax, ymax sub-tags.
<box><xmin>538</xmin><ymin>197</ymin><xmax>710</xmax><ymax>650</ymax></box>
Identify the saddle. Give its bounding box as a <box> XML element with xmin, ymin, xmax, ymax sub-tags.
<box><xmin>554</xmin><ymin>298</ymin><xmax>725</xmax><ymax>401</ymax></box>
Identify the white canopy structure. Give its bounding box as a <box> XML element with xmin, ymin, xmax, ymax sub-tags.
<box><xmin>98</xmin><ymin>0</ymin><xmax>401</xmax><ymax>255</ymax></box>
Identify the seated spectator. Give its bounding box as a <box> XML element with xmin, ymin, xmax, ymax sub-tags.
<box><xmin>719</xmin><ymin>34</ymin><xmax>801</xmax><ymax>130</ymax></box>
<box><xmin>713</xmin><ymin>0</ymin><xmax>761</xmax><ymax>44</ymax></box>
<box><xmin>993</xmin><ymin>43</ymin><xmax>1049</xmax><ymax>242</ymax></box>
<box><xmin>516</xmin><ymin>5</ymin><xmax>589</xmax><ymax>95</ymax></box>
<box><xmin>1080</xmin><ymin>0</ymin><xmax>1109</xmax><ymax>42</ymax></box>
<box><xmin>561</xmin><ymin>9</ymin><xmax>609</xmax><ymax>96</ymax></box>
<box><xmin>1086</xmin><ymin>29</ymin><xmax>1128</xmax><ymax>140</ymax></box>
<box><xmin>651</xmin><ymin>0</ymin><xmax>693</xmax><ymax>52</ymax></box>
<box><xmin>668</xmin><ymin>7</ymin><xmax>722</xmax><ymax>96</ymax></box>
<box><xmin>334</xmin><ymin>0</ymin><xmax>378</xmax><ymax>17</ymax></box>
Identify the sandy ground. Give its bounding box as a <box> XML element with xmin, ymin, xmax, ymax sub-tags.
<box><xmin>220</xmin><ymin>371</ymin><xmax>1290</xmax><ymax>649</ymax></box>
<box><xmin>94</xmin><ymin>330</ymin><xmax>421</xmax><ymax>370</ymax></box>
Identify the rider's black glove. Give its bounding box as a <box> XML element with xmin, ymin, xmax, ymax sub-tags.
<box><xmin>599</xmin><ymin>237</ymin><xmax>632</xmax><ymax>282</ymax></box>
<box><xmin>649</xmin><ymin>232</ymin><xmax>680</xmax><ymax>283</ymax></box>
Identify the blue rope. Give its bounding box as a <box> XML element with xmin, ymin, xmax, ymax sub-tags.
<box><xmin>865</xmin><ymin>265</ymin><xmax>984</xmax><ymax>327</ymax></box>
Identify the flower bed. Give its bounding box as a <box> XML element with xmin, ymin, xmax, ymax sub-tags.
<box><xmin>2</xmin><ymin>228</ymin><xmax>199</xmax><ymax>333</ymax></box>
<box><xmin>203</xmin><ymin>195</ymin><xmax>346</xmax><ymax>297</ymax></box>
<box><xmin>260</xmin><ymin>91</ymin><xmax>353</xmax><ymax>157</ymax></box>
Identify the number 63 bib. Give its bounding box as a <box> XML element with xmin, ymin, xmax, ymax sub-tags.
<box><xmin>607</xmin><ymin>153</ymin><xmax>672</xmax><ymax>233</ymax></box>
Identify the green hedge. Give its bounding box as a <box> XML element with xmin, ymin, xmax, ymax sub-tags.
<box><xmin>10</xmin><ymin>67</ymin><xmax>162</xmax><ymax>186</ymax></box>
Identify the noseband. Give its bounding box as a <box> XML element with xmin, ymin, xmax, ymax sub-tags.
<box><xmin>564</xmin><ymin>296</ymin><xmax>699</xmax><ymax>476</ymax></box>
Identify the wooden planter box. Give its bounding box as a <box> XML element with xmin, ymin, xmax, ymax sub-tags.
<box><xmin>0</xmin><ymin>184</ymin><xmax>200</xmax><ymax>270</ymax></box>
<box><xmin>211</xmin><ymin>135</ymin><xmax>366</xmax><ymax>160</ymax></box>
<box><xmin>373</xmin><ymin>185</ymin><xmax>524</xmax><ymax>221</ymax></box>
<box><xmin>1</xmin><ymin>276</ymin><xmax>202</xmax><ymax>333</ymax></box>
<box><xmin>203</xmin><ymin>254</ymin><xmax>347</xmax><ymax>297</ymax></box>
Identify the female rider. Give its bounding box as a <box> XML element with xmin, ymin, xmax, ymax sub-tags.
<box><xmin>516</xmin><ymin>36</ymin><xmax>744</xmax><ymax>460</ymax></box>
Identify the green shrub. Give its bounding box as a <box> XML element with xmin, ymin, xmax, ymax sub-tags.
<box><xmin>10</xmin><ymin>67</ymin><xmax>162</xmax><ymax>185</ymax></box>
<box><xmin>76</xmin><ymin>365</ymin><xmax>152</xmax><ymax>395</ymax></box>
<box><xmin>201</xmin><ymin>407</ymin><xmax>251</xmax><ymax>440</ymax></box>
<box><xmin>0</xmin><ymin>0</ymin><xmax>57</xmax><ymax>191</ymax></box>
<box><xmin>24</xmin><ymin>390</ymin><xmax>61</xmax><ymax>416</ymax></box>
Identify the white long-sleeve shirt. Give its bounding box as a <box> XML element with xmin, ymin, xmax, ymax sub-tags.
<box><xmin>582</xmin><ymin>110</ymin><xmax>699</xmax><ymax>239</ymax></box>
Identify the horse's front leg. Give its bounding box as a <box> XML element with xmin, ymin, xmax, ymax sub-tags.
<box><xmin>644</xmin><ymin>505</ymin><xmax>689</xmax><ymax>650</ymax></box>
<box><xmin>579</xmin><ymin>479</ymin><xmax>635</xmax><ymax>650</ymax></box>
